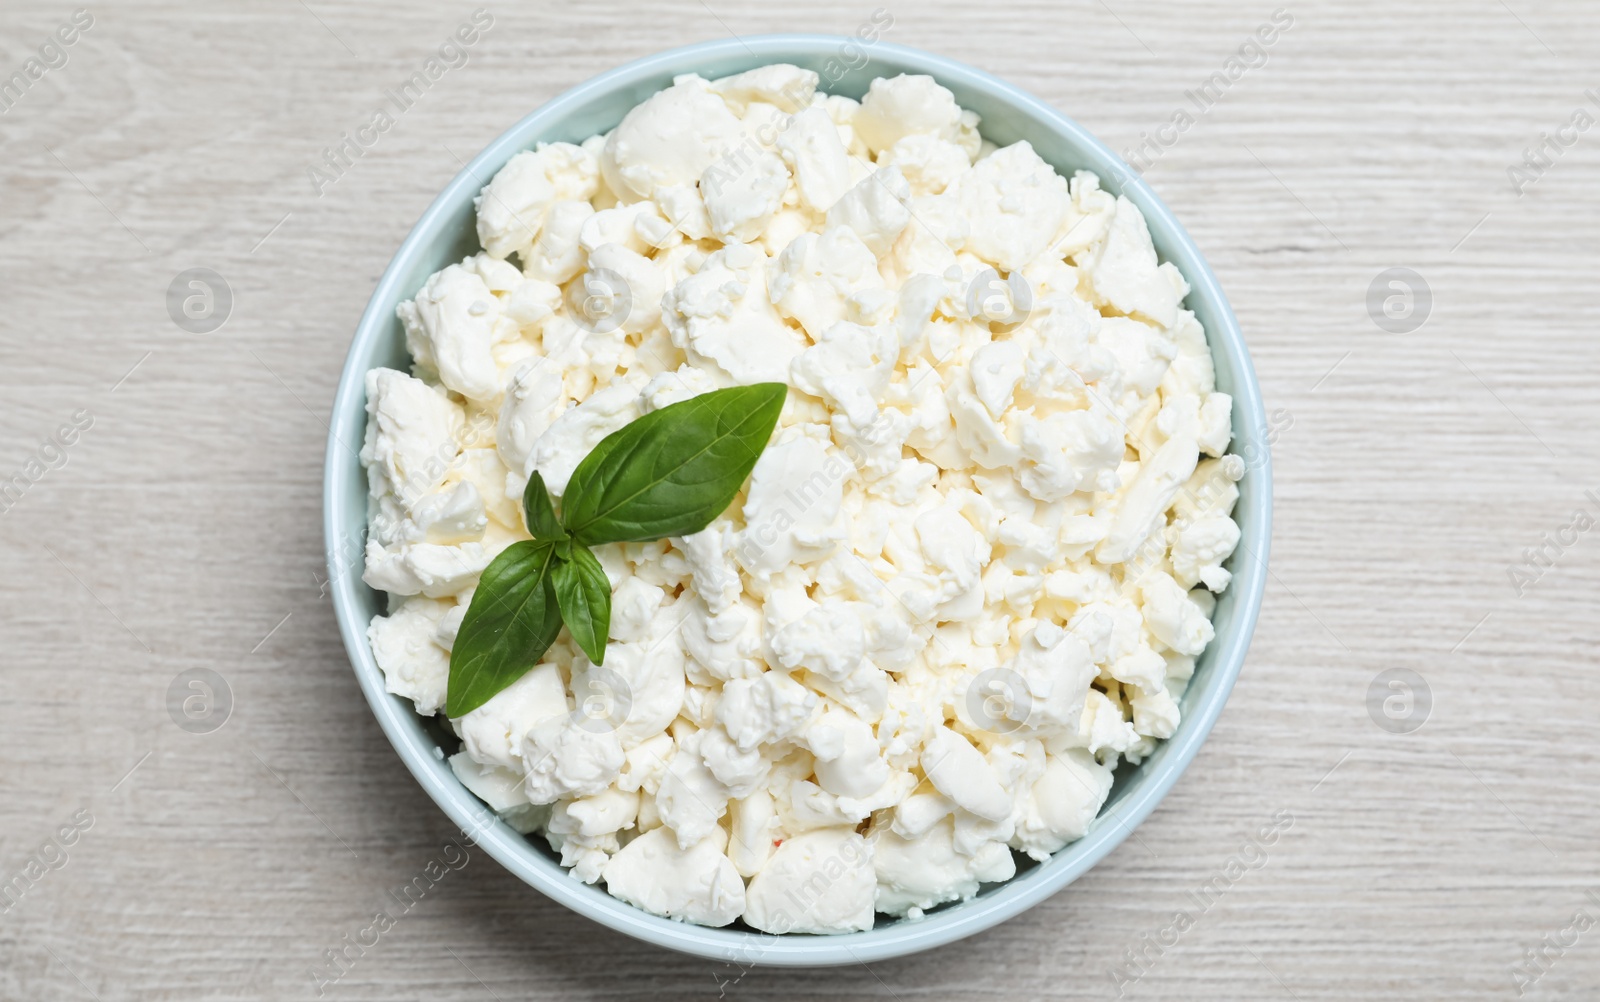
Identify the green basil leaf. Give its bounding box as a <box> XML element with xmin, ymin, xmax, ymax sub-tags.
<box><xmin>551</xmin><ymin>544</ymin><xmax>611</xmax><ymax>665</ymax></box>
<box><xmin>561</xmin><ymin>383</ymin><xmax>787</xmax><ymax>545</ymax></box>
<box><xmin>522</xmin><ymin>471</ymin><xmax>566</xmax><ymax>541</ymax></box>
<box><xmin>445</xmin><ymin>540</ymin><xmax>562</xmax><ymax>717</ymax></box>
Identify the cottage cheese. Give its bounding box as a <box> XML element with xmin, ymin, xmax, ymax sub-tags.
<box><xmin>364</xmin><ymin>67</ymin><xmax>1241</xmax><ymax>932</ymax></box>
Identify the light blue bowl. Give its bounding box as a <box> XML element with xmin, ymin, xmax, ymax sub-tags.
<box><xmin>324</xmin><ymin>33</ymin><xmax>1271</xmax><ymax>967</ymax></box>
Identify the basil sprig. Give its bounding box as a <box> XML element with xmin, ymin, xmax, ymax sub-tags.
<box><xmin>444</xmin><ymin>383</ymin><xmax>786</xmax><ymax>717</ymax></box>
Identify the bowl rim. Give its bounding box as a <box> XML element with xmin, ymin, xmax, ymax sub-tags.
<box><xmin>324</xmin><ymin>32</ymin><xmax>1272</xmax><ymax>968</ymax></box>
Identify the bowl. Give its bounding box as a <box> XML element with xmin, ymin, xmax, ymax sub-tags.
<box><xmin>324</xmin><ymin>33</ymin><xmax>1271</xmax><ymax>967</ymax></box>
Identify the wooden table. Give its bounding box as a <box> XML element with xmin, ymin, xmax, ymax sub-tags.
<box><xmin>3</xmin><ymin>1</ymin><xmax>1597</xmax><ymax>998</ymax></box>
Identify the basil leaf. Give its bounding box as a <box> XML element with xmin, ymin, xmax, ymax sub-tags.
<box><xmin>445</xmin><ymin>540</ymin><xmax>561</xmax><ymax>717</ymax></box>
<box><xmin>522</xmin><ymin>471</ymin><xmax>565</xmax><ymax>541</ymax></box>
<box><xmin>561</xmin><ymin>383</ymin><xmax>787</xmax><ymax>545</ymax></box>
<box><xmin>551</xmin><ymin>544</ymin><xmax>611</xmax><ymax>665</ymax></box>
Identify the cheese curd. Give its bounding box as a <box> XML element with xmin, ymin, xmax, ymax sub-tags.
<box><xmin>364</xmin><ymin>67</ymin><xmax>1241</xmax><ymax>933</ymax></box>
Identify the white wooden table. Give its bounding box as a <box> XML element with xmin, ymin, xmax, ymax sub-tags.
<box><xmin>3</xmin><ymin>1</ymin><xmax>1597</xmax><ymax>998</ymax></box>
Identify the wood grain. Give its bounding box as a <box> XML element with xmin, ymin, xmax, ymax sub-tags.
<box><xmin>2</xmin><ymin>1</ymin><xmax>1598</xmax><ymax>998</ymax></box>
